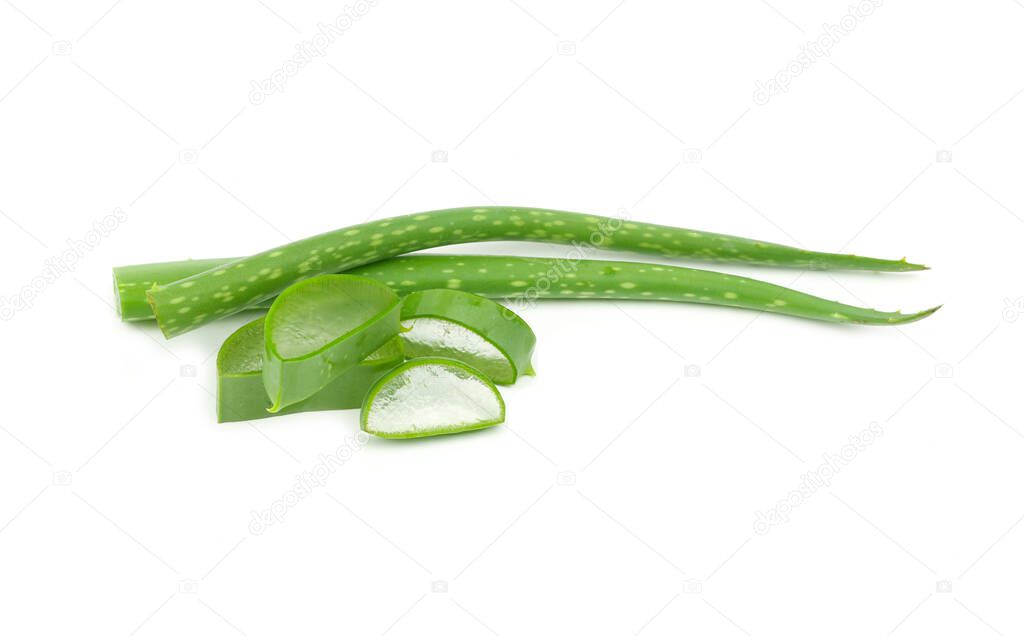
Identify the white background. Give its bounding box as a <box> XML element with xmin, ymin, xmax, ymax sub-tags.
<box><xmin>1</xmin><ymin>1</ymin><xmax>1022</xmax><ymax>634</ymax></box>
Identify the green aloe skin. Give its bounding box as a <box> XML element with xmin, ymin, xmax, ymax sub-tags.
<box><xmin>145</xmin><ymin>207</ymin><xmax>928</xmax><ymax>337</ymax></box>
<box><xmin>118</xmin><ymin>254</ymin><xmax>938</xmax><ymax>326</ymax></box>
<box><xmin>362</xmin><ymin>256</ymin><xmax>939</xmax><ymax>325</ymax></box>
<box><xmin>217</xmin><ymin>318</ymin><xmax>403</xmax><ymax>423</ymax></box>
<box><xmin>115</xmin><ymin>258</ymin><xmax>228</xmax><ymax>323</ymax></box>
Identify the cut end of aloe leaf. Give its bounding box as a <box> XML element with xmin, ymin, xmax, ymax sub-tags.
<box><xmin>216</xmin><ymin>316</ymin><xmax>403</xmax><ymax>423</ymax></box>
<box><xmin>361</xmin><ymin>358</ymin><xmax>505</xmax><ymax>439</ymax></box>
<box><xmin>398</xmin><ymin>289</ymin><xmax>536</xmax><ymax>385</ymax></box>
<box><xmin>263</xmin><ymin>274</ymin><xmax>402</xmax><ymax>412</ymax></box>
<box><xmin>218</xmin><ymin>319</ymin><xmax>265</xmax><ymax>376</ymax></box>
<box><xmin>266</xmin><ymin>275</ymin><xmax>399</xmax><ymax>360</ymax></box>
<box><xmin>112</xmin><ymin>272</ymin><xmax>124</xmax><ymax>319</ymax></box>
<box><xmin>401</xmin><ymin>317</ymin><xmax>517</xmax><ymax>384</ymax></box>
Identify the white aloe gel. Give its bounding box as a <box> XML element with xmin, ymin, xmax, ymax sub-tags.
<box><xmin>400</xmin><ymin>318</ymin><xmax>512</xmax><ymax>384</ymax></box>
<box><xmin>364</xmin><ymin>361</ymin><xmax>504</xmax><ymax>437</ymax></box>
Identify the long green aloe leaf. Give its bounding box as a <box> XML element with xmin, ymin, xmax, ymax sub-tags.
<box><xmin>115</xmin><ymin>258</ymin><xmax>230</xmax><ymax>322</ymax></box>
<box><xmin>400</xmin><ymin>289</ymin><xmax>536</xmax><ymax>384</ymax></box>
<box><xmin>217</xmin><ymin>317</ymin><xmax>403</xmax><ymax>423</ymax></box>
<box><xmin>361</xmin><ymin>357</ymin><xmax>506</xmax><ymax>439</ymax></box>
<box><xmin>263</xmin><ymin>275</ymin><xmax>402</xmax><ymax>412</ymax></box>
<box><xmin>145</xmin><ymin>207</ymin><xmax>928</xmax><ymax>337</ymax></box>
<box><xmin>118</xmin><ymin>254</ymin><xmax>938</xmax><ymax>326</ymax></box>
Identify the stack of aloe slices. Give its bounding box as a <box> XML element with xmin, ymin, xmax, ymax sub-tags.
<box><xmin>113</xmin><ymin>206</ymin><xmax>940</xmax><ymax>439</ymax></box>
<box><xmin>218</xmin><ymin>277</ymin><xmax>533</xmax><ymax>438</ymax></box>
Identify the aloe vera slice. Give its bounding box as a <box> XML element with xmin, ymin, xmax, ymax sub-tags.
<box><xmin>399</xmin><ymin>289</ymin><xmax>536</xmax><ymax>385</ymax></box>
<box><xmin>217</xmin><ymin>317</ymin><xmax>402</xmax><ymax>423</ymax></box>
<box><xmin>361</xmin><ymin>358</ymin><xmax>506</xmax><ymax>439</ymax></box>
<box><xmin>263</xmin><ymin>275</ymin><xmax>402</xmax><ymax>412</ymax></box>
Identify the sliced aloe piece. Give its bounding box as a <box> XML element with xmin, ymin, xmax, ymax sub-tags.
<box><xmin>361</xmin><ymin>358</ymin><xmax>506</xmax><ymax>439</ymax></box>
<box><xmin>263</xmin><ymin>275</ymin><xmax>402</xmax><ymax>412</ymax></box>
<box><xmin>399</xmin><ymin>289</ymin><xmax>536</xmax><ymax>385</ymax></box>
<box><xmin>217</xmin><ymin>317</ymin><xmax>403</xmax><ymax>423</ymax></box>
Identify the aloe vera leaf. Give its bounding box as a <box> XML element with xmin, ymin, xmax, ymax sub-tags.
<box><xmin>263</xmin><ymin>275</ymin><xmax>402</xmax><ymax>412</ymax></box>
<box><xmin>360</xmin><ymin>357</ymin><xmax>506</xmax><ymax>439</ymax></box>
<box><xmin>145</xmin><ymin>207</ymin><xmax>928</xmax><ymax>337</ymax></box>
<box><xmin>399</xmin><ymin>289</ymin><xmax>536</xmax><ymax>384</ymax></box>
<box><xmin>117</xmin><ymin>254</ymin><xmax>938</xmax><ymax>326</ymax></box>
<box><xmin>217</xmin><ymin>317</ymin><xmax>402</xmax><ymax>423</ymax></box>
<box><xmin>359</xmin><ymin>256</ymin><xmax>940</xmax><ymax>325</ymax></box>
<box><xmin>115</xmin><ymin>258</ymin><xmax>234</xmax><ymax>321</ymax></box>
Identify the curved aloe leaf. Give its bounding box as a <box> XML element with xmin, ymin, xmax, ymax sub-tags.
<box><xmin>361</xmin><ymin>357</ymin><xmax>506</xmax><ymax>439</ymax></box>
<box><xmin>263</xmin><ymin>275</ymin><xmax>402</xmax><ymax>412</ymax></box>
<box><xmin>115</xmin><ymin>255</ymin><xmax>938</xmax><ymax>326</ymax></box>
